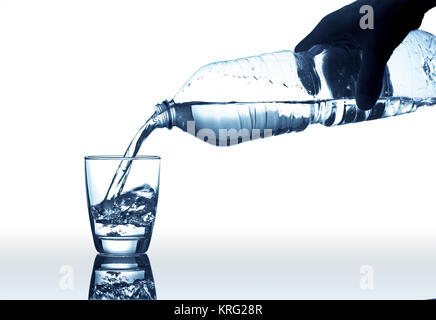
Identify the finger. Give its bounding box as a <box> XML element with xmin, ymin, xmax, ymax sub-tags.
<box><xmin>295</xmin><ymin>19</ymin><xmax>332</xmax><ymax>52</ymax></box>
<box><xmin>356</xmin><ymin>48</ymin><xmax>390</xmax><ymax>111</ymax></box>
<box><xmin>295</xmin><ymin>2</ymin><xmax>361</xmax><ymax>52</ymax></box>
<box><xmin>295</xmin><ymin>31</ymin><xmax>324</xmax><ymax>52</ymax></box>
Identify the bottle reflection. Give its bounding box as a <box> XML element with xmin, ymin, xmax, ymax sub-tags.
<box><xmin>89</xmin><ymin>254</ymin><xmax>156</xmax><ymax>300</ymax></box>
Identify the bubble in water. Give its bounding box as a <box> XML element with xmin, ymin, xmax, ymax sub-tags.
<box><xmin>91</xmin><ymin>183</ymin><xmax>158</xmax><ymax>230</ymax></box>
<box><xmin>89</xmin><ymin>271</ymin><xmax>156</xmax><ymax>300</ymax></box>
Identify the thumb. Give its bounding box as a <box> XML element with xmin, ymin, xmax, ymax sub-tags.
<box><xmin>295</xmin><ymin>30</ymin><xmax>325</xmax><ymax>53</ymax></box>
<box><xmin>356</xmin><ymin>48</ymin><xmax>390</xmax><ymax>111</ymax></box>
<box><xmin>295</xmin><ymin>14</ymin><xmax>337</xmax><ymax>52</ymax></box>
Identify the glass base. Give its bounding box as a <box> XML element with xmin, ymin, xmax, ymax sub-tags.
<box><xmin>93</xmin><ymin>236</ymin><xmax>151</xmax><ymax>255</ymax></box>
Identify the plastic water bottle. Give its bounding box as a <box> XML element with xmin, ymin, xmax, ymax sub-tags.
<box><xmin>103</xmin><ymin>30</ymin><xmax>436</xmax><ymax>199</ymax></box>
<box><xmin>151</xmin><ymin>30</ymin><xmax>436</xmax><ymax>146</ymax></box>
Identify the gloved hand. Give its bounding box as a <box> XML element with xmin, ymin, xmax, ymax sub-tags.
<box><xmin>295</xmin><ymin>0</ymin><xmax>436</xmax><ymax>110</ymax></box>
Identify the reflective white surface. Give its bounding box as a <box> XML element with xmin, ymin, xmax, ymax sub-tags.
<box><xmin>2</xmin><ymin>229</ymin><xmax>436</xmax><ymax>299</ymax></box>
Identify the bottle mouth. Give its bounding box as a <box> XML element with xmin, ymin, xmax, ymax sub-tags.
<box><xmin>154</xmin><ymin>100</ymin><xmax>170</xmax><ymax>114</ymax></box>
<box><xmin>154</xmin><ymin>100</ymin><xmax>175</xmax><ymax>129</ymax></box>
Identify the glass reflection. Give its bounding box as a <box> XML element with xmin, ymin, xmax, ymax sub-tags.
<box><xmin>89</xmin><ymin>254</ymin><xmax>156</xmax><ymax>300</ymax></box>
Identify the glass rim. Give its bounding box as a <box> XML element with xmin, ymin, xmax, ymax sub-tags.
<box><xmin>85</xmin><ymin>155</ymin><xmax>161</xmax><ymax>160</ymax></box>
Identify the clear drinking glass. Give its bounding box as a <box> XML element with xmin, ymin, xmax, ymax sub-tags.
<box><xmin>85</xmin><ymin>155</ymin><xmax>161</xmax><ymax>255</ymax></box>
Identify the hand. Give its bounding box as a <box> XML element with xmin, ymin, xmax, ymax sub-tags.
<box><xmin>295</xmin><ymin>0</ymin><xmax>435</xmax><ymax>110</ymax></box>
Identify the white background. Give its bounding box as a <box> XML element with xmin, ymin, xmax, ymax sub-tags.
<box><xmin>0</xmin><ymin>0</ymin><xmax>436</xmax><ymax>299</ymax></box>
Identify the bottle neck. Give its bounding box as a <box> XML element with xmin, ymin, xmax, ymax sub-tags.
<box><xmin>153</xmin><ymin>100</ymin><xmax>176</xmax><ymax>129</ymax></box>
